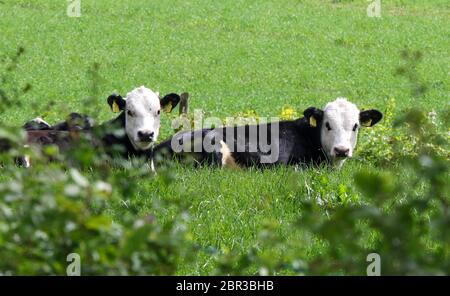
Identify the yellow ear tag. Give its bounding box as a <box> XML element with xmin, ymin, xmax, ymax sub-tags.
<box><xmin>162</xmin><ymin>103</ymin><xmax>173</xmax><ymax>113</ymax></box>
<box><xmin>362</xmin><ymin>119</ymin><xmax>372</xmax><ymax>127</ymax></box>
<box><xmin>112</xmin><ymin>101</ymin><xmax>120</xmax><ymax>113</ymax></box>
<box><xmin>309</xmin><ymin>116</ymin><xmax>317</xmax><ymax>127</ymax></box>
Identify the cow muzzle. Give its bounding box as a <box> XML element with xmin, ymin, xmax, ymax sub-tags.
<box><xmin>137</xmin><ymin>130</ymin><xmax>155</xmax><ymax>143</ymax></box>
<box><xmin>332</xmin><ymin>146</ymin><xmax>351</xmax><ymax>158</ymax></box>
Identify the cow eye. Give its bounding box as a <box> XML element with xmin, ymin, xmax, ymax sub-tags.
<box><xmin>127</xmin><ymin>110</ymin><xmax>134</xmax><ymax>117</ymax></box>
<box><xmin>352</xmin><ymin>123</ymin><xmax>358</xmax><ymax>131</ymax></box>
<box><xmin>157</xmin><ymin>110</ymin><xmax>160</xmax><ymax>115</ymax></box>
<box><xmin>325</xmin><ymin>122</ymin><xmax>332</xmax><ymax>131</ymax></box>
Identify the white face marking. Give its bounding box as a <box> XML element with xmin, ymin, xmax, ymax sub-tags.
<box><xmin>124</xmin><ymin>86</ymin><xmax>161</xmax><ymax>150</ymax></box>
<box><xmin>320</xmin><ymin>98</ymin><xmax>360</xmax><ymax>166</ymax></box>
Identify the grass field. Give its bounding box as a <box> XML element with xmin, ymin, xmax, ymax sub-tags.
<box><xmin>0</xmin><ymin>0</ymin><xmax>449</xmax><ymax>275</ymax></box>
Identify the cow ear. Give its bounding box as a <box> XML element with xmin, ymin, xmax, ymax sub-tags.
<box><xmin>360</xmin><ymin>109</ymin><xmax>383</xmax><ymax>127</ymax></box>
<box><xmin>303</xmin><ymin>107</ymin><xmax>324</xmax><ymax>128</ymax></box>
<box><xmin>160</xmin><ymin>93</ymin><xmax>181</xmax><ymax>113</ymax></box>
<box><xmin>107</xmin><ymin>93</ymin><xmax>126</xmax><ymax>113</ymax></box>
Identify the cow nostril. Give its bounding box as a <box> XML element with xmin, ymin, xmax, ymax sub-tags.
<box><xmin>334</xmin><ymin>147</ymin><xmax>350</xmax><ymax>157</ymax></box>
<box><xmin>138</xmin><ymin>131</ymin><xmax>154</xmax><ymax>141</ymax></box>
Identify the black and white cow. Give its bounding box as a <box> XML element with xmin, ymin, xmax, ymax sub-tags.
<box><xmin>97</xmin><ymin>86</ymin><xmax>181</xmax><ymax>165</ymax></box>
<box><xmin>153</xmin><ymin>98</ymin><xmax>382</xmax><ymax>168</ymax></box>
<box><xmin>23</xmin><ymin>86</ymin><xmax>182</xmax><ymax>169</ymax></box>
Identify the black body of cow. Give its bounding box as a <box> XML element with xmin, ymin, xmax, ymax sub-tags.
<box><xmin>23</xmin><ymin>113</ymin><xmax>95</xmax><ymax>131</ymax></box>
<box><xmin>154</xmin><ymin>117</ymin><xmax>328</xmax><ymax>167</ymax></box>
<box><xmin>26</xmin><ymin>130</ymin><xmax>74</xmax><ymax>150</ymax></box>
<box><xmin>23</xmin><ymin>112</ymin><xmax>153</xmax><ymax>161</ymax></box>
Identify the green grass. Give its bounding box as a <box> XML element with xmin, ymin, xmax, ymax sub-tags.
<box><xmin>0</xmin><ymin>0</ymin><xmax>449</xmax><ymax>274</ymax></box>
<box><xmin>124</xmin><ymin>162</ymin><xmax>370</xmax><ymax>274</ymax></box>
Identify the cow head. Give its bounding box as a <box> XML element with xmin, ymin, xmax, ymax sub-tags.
<box><xmin>107</xmin><ymin>86</ymin><xmax>180</xmax><ymax>151</ymax></box>
<box><xmin>304</xmin><ymin>98</ymin><xmax>382</xmax><ymax>166</ymax></box>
